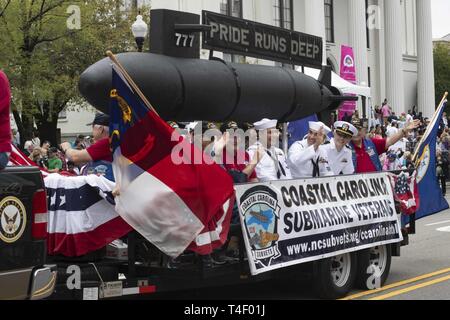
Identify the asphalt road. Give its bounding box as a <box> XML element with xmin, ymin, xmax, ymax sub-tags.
<box><xmin>148</xmin><ymin>195</ymin><xmax>450</xmax><ymax>301</ymax></box>
<box><xmin>344</xmin><ymin>202</ymin><xmax>450</xmax><ymax>300</ymax></box>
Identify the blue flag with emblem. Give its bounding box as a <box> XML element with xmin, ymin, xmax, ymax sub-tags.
<box><xmin>413</xmin><ymin>97</ymin><xmax>449</xmax><ymax>220</ymax></box>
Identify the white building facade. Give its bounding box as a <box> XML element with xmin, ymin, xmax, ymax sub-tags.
<box><xmin>58</xmin><ymin>0</ymin><xmax>436</xmax><ymax>138</ymax></box>
<box><xmin>146</xmin><ymin>0</ymin><xmax>435</xmax><ymax>118</ymax></box>
<box><xmin>57</xmin><ymin>104</ymin><xmax>98</xmax><ymax>142</ymax></box>
<box><xmin>433</xmin><ymin>33</ymin><xmax>450</xmax><ymax>49</ymax></box>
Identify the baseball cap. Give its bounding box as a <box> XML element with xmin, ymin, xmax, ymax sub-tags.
<box><xmin>351</xmin><ymin>118</ymin><xmax>369</xmax><ymax>130</ymax></box>
<box><xmin>387</xmin><ymin>151</ymin><xmax>397</xmax><ymax>159</ymax></box>
<box><xmin>220</xmin><ymin>121</ymin><xmax>239</xmax><ymax>132</ymax></box>
<box><xmin>167</xmin><ymin>121</ymin><xmax>180</xmax><ymax>129</ymax></box>
<box><xmin>87</xmin><ymin>113</ymin><xmax>110</xmax><ymax>126</ymax></box>
<box><xmin>203</xmin><ymin>122</ymin><xmax>217</xmax><ymax>131</ymax></box>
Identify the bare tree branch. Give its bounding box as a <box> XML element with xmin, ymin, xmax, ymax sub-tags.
<box><xmin>39</xmin><ymin>0</ymin><xmax>46</xmax><ymax>17</ymax></box>
<box><xmin>0</xmin><ymin>0</ymin><xmax>12</xmax><ymax>18</ymax></box>
<box><xmin>33</xmin><ymin>28</ymin><xmax>82</xmax><ymax>47</ymax></box>
<box><xmin>23</xmin><ymin>0</ymin><xmax>65</xmax><ymax>30</ymax></box>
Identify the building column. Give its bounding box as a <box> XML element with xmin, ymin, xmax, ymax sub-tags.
<box><xmin>304</xmin><ymin>0</ymin><xmax>327</xmax><ymax>65</ymax></box>
<box><xmin>348</xmin><ymin>0</ymin><xmax>369</xmax><ymax>115</ymax></box>
<box><xmin>416</xmin><ymin>0</ymin><xmax>436</xmax><ymax>119</ymax></box>
<box><xmin>384</xmin><ymin>0</ymin><xmax>405</xmax><ymax>115</ymax></box>
<box><xmin>348</xmin><ymin>0</ymin><xmax>369</xmax><ymax>86</ymax></box>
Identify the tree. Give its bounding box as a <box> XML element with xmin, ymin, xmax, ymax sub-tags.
<box><xmin>0</xmin><ymin>0</ymin><xmax>11</xmax><ymax>18</ymax></box>
<box><xmin>434</xmin><ymin>44</ymin><xmax>450</xmax><ymax>111</ymax></box>
<box><xmin>0</xmin><ymin>0</ymin><xmax>149</xmax><ymax>146</ymax></box>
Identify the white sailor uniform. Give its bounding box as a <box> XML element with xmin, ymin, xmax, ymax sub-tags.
<box><xmin>248</xmin><ymin>143</ymin><xmax>292</xmax><ymax>183</ymax></box>
<box><xmin>322</xmin><ymin>139</ymin><xmax>355</xmax><ymax>175</ymax></box>
<box><xmin>288</xmin><ymin>139</ymin><xmax>333</xmax><ymax>179</ymax></box>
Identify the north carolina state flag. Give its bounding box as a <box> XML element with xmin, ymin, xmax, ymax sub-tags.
<box><xmin>110</xmin><ymin>67</ymin><xmax>235</xmax><ymax>258</ymax></box>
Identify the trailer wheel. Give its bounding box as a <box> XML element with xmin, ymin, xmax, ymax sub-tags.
<box><xmin>313</xmin><ymin>252</ymin><xmax>357</xmax><ymax>300</ymax></box>
<box><xmin>355</xmin><ymin>245</ymin><xmax>391</xmax><ymax>290</ymax></box>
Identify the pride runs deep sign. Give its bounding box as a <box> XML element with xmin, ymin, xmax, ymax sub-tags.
<box><xmin>202</xmin><ymin>11</ymin><xmax>323</xmax><ymax>68</ymax></box>
<box><xmin>339</xmin><ymin>45</ymin><xmax>357</xmax><ymax>120</ymax></box>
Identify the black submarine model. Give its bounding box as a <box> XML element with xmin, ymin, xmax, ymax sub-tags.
<box><xmin>79</xmin><ymin>9</ymin><xmax>358</xmax><ymax>123</ymax></box>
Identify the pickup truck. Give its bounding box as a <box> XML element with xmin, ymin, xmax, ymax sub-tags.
<box><xmin>0</xmin><ymin>166</ymin><xmax>56</xmax><ymax>300</ymax></box>
<box><xmin>47</xmin><ymin>172</ymin><xmax>414</xmax><ymax>301</ymax></box>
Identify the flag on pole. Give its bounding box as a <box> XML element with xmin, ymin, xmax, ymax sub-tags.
<box><xmin>413</xmin><ymin>97</ymin><xmax>449</xmax><ymax>220</ymax></box>
<box><xmin>109</xmin><ymin>65</ymin><xmax>235</xmax><ymax>258</ymax></box>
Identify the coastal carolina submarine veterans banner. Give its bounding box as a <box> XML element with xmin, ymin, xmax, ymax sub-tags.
<box><xmin>235</xmin><ymin>172</ymin><xmax>403</xmax><ymax>275</ymax></box>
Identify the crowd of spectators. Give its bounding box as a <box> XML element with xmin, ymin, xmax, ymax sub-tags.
<box><xmin>368</xmin><ymin>100</ymin><xmax>449</xmax><ymax>195</ymax></box>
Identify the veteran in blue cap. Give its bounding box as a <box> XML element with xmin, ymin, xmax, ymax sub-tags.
<box><xmin>61</xmin><ymin>112</ymin><xmax>114</xmax><ymax>181</ymax></box>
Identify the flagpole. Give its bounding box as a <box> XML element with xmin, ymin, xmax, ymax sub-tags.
<box><xmin>412</xmin><ymin>92</ymin><xmax>448</xmax><ymax>161</ymax></box>
<box><xmin>106</xmin><ymin>50</ymin><xmax>161</xmax><ymax>118</ymax></box>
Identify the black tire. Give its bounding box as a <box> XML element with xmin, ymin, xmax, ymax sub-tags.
<box><xmin>313</xmin><ymin>252</ymin><xmax>357</xmax><ymax>300</ymax></box>
<box><xmin>355</xmin><ymin>245</ymin><xmax>392</xmax><ymax>290</ymax></box>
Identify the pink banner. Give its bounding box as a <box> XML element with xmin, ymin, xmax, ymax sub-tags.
<box><xmin>339</xmin><ymin>45</ymin><xmax>357</xmax><ymax>121</ymax></box>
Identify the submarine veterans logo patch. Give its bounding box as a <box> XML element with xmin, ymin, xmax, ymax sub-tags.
<box><xmin>0</xmin><ymin>197</ymin><xmax>27</xmax><ymax>243</ymax></box>
<box><xmin>239</xmin><ymin>186</ymin><xmax>281</xmax><ymax>268</ymax></box>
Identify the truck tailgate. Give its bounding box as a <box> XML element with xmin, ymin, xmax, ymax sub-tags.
<box><xmin>0</xmin><ymin>167</ymin><xmax>46</xmax><ymax>272</ymax></box>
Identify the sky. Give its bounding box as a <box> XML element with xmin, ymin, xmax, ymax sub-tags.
<box><xmin>431</xmin><ymin>0</ymin><xmax>450</xmax><ymax>39</ymax></box>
